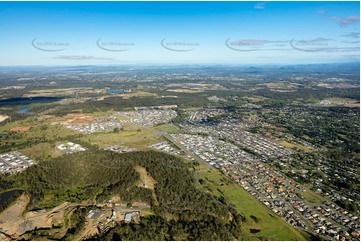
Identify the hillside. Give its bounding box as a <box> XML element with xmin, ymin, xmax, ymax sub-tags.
<box><xmin>1</xmin><ymin>149</ymin><xmax>243</xmax><ymax>240</ymax></box>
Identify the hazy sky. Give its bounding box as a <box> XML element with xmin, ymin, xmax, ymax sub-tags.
<box><xmin>0</xmin><ymin>1</ymin><xmax>359</xmax><ymax>66</ymax></box>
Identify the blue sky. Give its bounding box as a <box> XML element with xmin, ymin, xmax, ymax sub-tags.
<box><xmin>0</xmin><ymin>1</ymin><xmax>359</xmax><ymax>66</ymax></box>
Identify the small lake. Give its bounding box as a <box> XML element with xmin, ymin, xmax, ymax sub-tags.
<box><xmin>18</xmin><ymin>106</ymin><xmax>32</xmax><ymax>113</ymax></box>
<box><xmin>0</xmin><ymin>96</ymin><xmax>62</xmax><ymax>106</ymax></box>
<box><xmin>107</xmin><ymin>89</ymin><xmax>124</xmax><ymax>94</ymax></box>
<box><xmin>0</xmin><ymin>189</ymin><xmax>22</xmax><ymax>207</ymax></box>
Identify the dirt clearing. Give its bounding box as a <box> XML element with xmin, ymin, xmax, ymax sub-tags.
<box><xmin>0</xmin><ymin>194</ymin><xmax>69</xmax><ymax>239</ymax></box>
<box><xmin>134</xmin><ymin>166</ymin><xmax>156</xmax><ymax>189</ymax></box>
<box><xmin>10</xmin><ymin>126</ymin><xmax>30</xmax><ymax>132</ymax></box>
<box><xmin>63</xmin><ymin>114</ymin><xmax>94</xmax><ymax>124</ymax></box>
<box><xmin>0</xmin><ymin>115</ymin><xmax>9</xmax><ymax>122</ymax></box>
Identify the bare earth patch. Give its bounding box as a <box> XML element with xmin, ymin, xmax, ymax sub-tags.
<box><xmin>0</xmin><ymin>194</ymin><xmax>69</xmax><ymax>239</ymax></box>
<box><xmin>0</xmin><ymin>115</ymin><xmax>9</xmax><ymax>123</ymax></box>
<box><xmin>120</xmin><ymin>91</ymin><xmax>157</xmax><ymax>99</ymax></box>
<box><xmin>167</xmin><ymin>88</ymin><xmax>204</xmax><ymax>93</ymax></box>
<box><xmin>134</xmin><ymin>166</ymin><xmax>156</xmax><ymax>189</ymax></box>
<box><xmin>10</xmin><ymin>126</ymin><xmax>30</xmax><ymax>132</ymax></box>
<box><xmin>63</xmin><ymin>114</ymin><xmax>94</xmax><ymax>124</ymax></box>
<box><xmin>344</xmin><ymin>103</ymin><xmax>360</xmax><ymax>108</ymax></box>
<box><xmin>78</xmin><ymin>222</ymin><xmax>99</xmax><ymax>240</ymax></box>
<box><xmin>134</xmin><ymin>166</ymin><xmax>159</xmax><ymax>206</ymax></box>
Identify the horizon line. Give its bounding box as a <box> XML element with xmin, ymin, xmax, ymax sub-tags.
<box><xmin>0</xmin><ymin>61</ymin><xmax>360</xmax><ymax>68</ymax></box>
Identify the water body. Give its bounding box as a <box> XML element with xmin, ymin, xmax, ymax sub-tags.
<box><xmin>18</xmin><ymin>106</ymin><xmax>32</xmax><ymax>113</ymax></box>
<box><xmin>0</xmin><ymin>96</ymin><xmax>62</xmax><ymax>106</ymax></box>
<box><xmin>0</xmin><ymin>189</ymin><xmax>22</xmax><ymax>207</ymax></box>
<box><xmin>107</xmin><ymin>89</ymin><xmax>124</xmax><ymax>94</ymax></box>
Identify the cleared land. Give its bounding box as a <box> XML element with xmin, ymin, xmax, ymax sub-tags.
<box><xmin>63</xmin><ymin>114</ymin><xmax>95</xmax><ymax>124</ymax></box>
<box><xmin>21</xmin><ymin>142</ymin><xmax>64</xmax><ymax>159</ymax></box>
<box><xmin>80</xmin><ymin>124</ymin><xmax>162</xmax><ymax>149</ymax></box>
<box><xmin>10</xmin><ymin>126</ymin><xmax>30</xmax><ymax>132</ymax></box>
<box><xmin>344</xmin><ymin>103</ymin><xmax>360</xmax><ymax>107</ymax></box>
<box><xmin>0</xmin><ymin>115</ymin><xmax>9</xmax><ymax>122</ymax></box>
<box><xmin>120</xmin><ymin>91</ymin><xmax>157</xmax><ymax>99</ymax></box>
<box><xmin>258</xmin><ymin>82</ymin><xmax>300</xmax><ymax>91</ymax></box>
<box><xmin>134</xmin><ymin>166</ymin><xmax>156</xmax><ymax>190</ymax></box>
<box><xmin>28</xmin><ymin>88</ymin><xmax>92</xmax><ymax>93</ymax></box>
<box><xmin>279</xmin><ymin>141</ymin><xmax>313</xmax><ymax>152</ymax></box>
<box><xmin>0</xmin><ymin>194</ymin><xmax>66</xmax><ymax>238</ymax></box>
<box><xmin>134</xmin><ymin>165</ymin><xmax>159</xmax><ymax>206</ymax></box>
<box><xmin>167</xmin><ymin>88</ymin><xmax>204</xmax><ymax>93</ymax></box>
<box><xmin>316</xmin><ymin>97</ymin><xmax>360</xmax><ymax>107</ymax></box>
<box><xmin>24</xmin><ymin>88</ymin><xmax>97</xmax><ymax>97</ymax></box>
<box><xmin>0</xmin><ymin>117</ymin><xmax>77</xmax><ymax>137</ymax></box>
<box><xmin>155</xmin><ymin>123</ymin><xmax>180</xmax><ymax>133</ymax></box>
<box><xmin>301</xmin><ymin>186</ymin><xmax>328</xmax><ymax>204</ymax></box>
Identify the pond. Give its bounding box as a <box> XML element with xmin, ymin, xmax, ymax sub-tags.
<box><xmin>0</xmin><ymin>189</ymin><xmax>22</xmax><ymax>207</ymax></box>
<box><xmin>107</xmin><ymin>89</ymin><xmax>124</xmax><ymax>94</ymax></box>
<box><xmin>18</xmin><ymin>106</ymin><xmax>32</xmax><ymax>113</ymax></box>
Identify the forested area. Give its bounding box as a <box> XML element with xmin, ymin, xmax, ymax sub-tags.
<box><xmin>254</xmin><ymin>87</ymin><xmax>360</xmax><ymax>104</ymax></box>
<box><xmin>64</xmin><ymin>207</ymin><xmax>88</xmax><ymax>240</ymax></box>
<box><xmin>49</xmin><ymin>91</ymin><xmax>215</xmax><ymax>115</ymax></box>
<box><xmin>1</xmin><ymin>149</ymin><xmax>243</xmax><ymax>240</ymax></box>
<box><xmin>89</xmin><ymin>213</ymin><xmax>243</xmax><ymax>241</ymax></box>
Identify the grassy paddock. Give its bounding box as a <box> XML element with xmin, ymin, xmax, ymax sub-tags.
<box><xmin>155</xmin><ymin>123</ymin><xmax>180</xmax><ymax>133</ymax></box>
<box><xmin>279</xmin><ymin>141</ymin><xmax>313</xmax><ymax>152</ymax></box>
<box><xmin>79</xmin><ymin>125</ymin><xmax>162</xmax><ymax>149</ymax></box>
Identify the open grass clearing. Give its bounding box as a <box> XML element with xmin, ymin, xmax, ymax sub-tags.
<box><xmin>80</xmin><ymin>125</ymin><xmax>162</xmax><ymax>149</ymax></box>
<box><xmin>301</xmin><ymin>185</ymin><xmax>328</xmax><ymax>204</ymax></box>
<box><xmin>279</xmin><ymin>141</ymin><xmax>313</xmax><ymax>152</ymax></box>
<box><xmin>21</xmin><ymin>142</ymin><xmax>63</xmax><ymax>160</ymax></box>
<box><xmin>166</xmin><ymin>88</ymin><xmax>204</xmax><ymax>93</ymax></box>
<box><xmin>155</xmin><ymin>123</ymin><xmax>180</xmax><ymax>133</ymax></box>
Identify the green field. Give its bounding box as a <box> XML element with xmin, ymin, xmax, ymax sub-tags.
<box><xmin>21</xmin><ymin>142</ymin><xmax>63</xmax><ymax>160</ymax></box>
<box><xmin>79</xmin><ymin>124</ymin><xmax>163</xmax><ymax>149</ymax></box>
<box><xmin>196</xmin><ymin>163</ymin><xmax>310</xmax><ymax>241</ymax></box>
<box><xmin>155</xmin><ymin>123</ymin><xmax>180</xmax><ymax>133</ymax></box>
<box><xmin>30</xmin><ymin>88</ymin><xmax>91</xmax><ymax>93</ymax></box>
<box><xmin>301</xmin><ymin>185</ymin><xmax>328</xmax><ymax>204</ymax></box>
<box><xmin>279</xmin><ymin>141</ymin><xmax>313</xmax><ymax>152</ymax></box>
<box><xmin>0</xmin><ymin>117</ymin><xmax>76</xmax><ymax>136</ymax></box>
<box><xmin>0</xmin><ymin>117</ymin><xmax>80</xmax><ymax>153</ymax></box>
